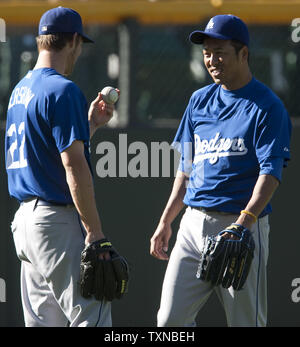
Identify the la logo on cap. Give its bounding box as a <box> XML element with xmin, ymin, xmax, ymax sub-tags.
<box><xmin>42</xmin><ymin>26</ymin><xmax>47</xmax><ymax>31</ymax></box>
<box><xmin>207</xmin><ymin>19</ymin><xmax>214</xmax><ymax>29</ymax></box>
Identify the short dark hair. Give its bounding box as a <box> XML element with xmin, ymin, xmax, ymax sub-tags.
<box><xmin>36</xmin><ymin>32</ymin><xmax>80</xmax><ymax>52</ymax></box>
<box><xmin>230</xmin><ymin>39</ymin><xmax>250</xmax><ymax>63</ymax></box>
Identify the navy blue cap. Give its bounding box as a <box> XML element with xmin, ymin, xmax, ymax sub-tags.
<box><xmin>189</xmin><ymin>14</ymin><xmax>249</xmax><ymax>46</ymax></box>
<box><xmin>38</xmin><ymin>6</ymin><xmax>94</xmax><ymax>43</ymax></box>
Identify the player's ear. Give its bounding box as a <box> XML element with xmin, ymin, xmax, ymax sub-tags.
<box><xmin>240</xmin><ymin>46</ymin><xmax>249</xmax><ymax>64</ymax></box>
<box><xmin>69</xmin><ymin>33</ymin><xmax>80</xmax><ymax>49</ymax></box>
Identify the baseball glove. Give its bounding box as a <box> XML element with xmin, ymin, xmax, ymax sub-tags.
<box><xmin>196</xmin><ymin>224</ymin><xmax>255</xmax><ymax>291</ymax></box>
<box><xmin>80</xmin><ymin>238</ymin><xmax>129</xmax><ymax>301</ymax></box>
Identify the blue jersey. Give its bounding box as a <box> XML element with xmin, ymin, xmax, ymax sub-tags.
<box><xmin>5</xmin><ymin>68</ymin><xmax>91</xmax><ymax>204</ymax></box>
<box><xmin>173</xmin><ymin>78</ymin><xmax>292</xmax><ymax>216</ymax></box>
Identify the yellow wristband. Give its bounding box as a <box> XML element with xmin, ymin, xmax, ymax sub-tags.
<box><xmin>240</xmin><ymin>210</ymin><xmax>257</xmax><ymax>222</ymax></box>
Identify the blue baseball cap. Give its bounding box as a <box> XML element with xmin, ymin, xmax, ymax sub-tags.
<box><xmin>38</xmin><ymin>6</ymin><xmax>94</xmax><ymax>43</ymax></box>
<box><xmin>189</xmin><ymin>14</ymin><xmax>249</xmax><ymax>46</ymax></box>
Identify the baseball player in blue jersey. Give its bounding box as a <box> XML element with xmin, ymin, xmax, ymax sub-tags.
<box><xmin>150</xmin><ymin>15</ymin><xmax>292</xmax><ymax>327</ymax></box>
<box><xmin>5</xmin><ymin>7</ymin><xmax>118</xmax><ymax>326</ymax></box>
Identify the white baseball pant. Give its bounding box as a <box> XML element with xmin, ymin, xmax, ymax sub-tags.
<box><xmin>157</xmin><ymin>206</ymin><xmax>269</xmax><ymax>327</ymax></box>
<box><xmin>11</xmin><ymin>199</ymin><xmax>112</xmax><ymax>327</ymax></box>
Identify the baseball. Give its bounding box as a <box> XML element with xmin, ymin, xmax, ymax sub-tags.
<box><xmin>101</xmin><ymin>86</ymin><xmax>119</xmax><ymax>104</ymax></box>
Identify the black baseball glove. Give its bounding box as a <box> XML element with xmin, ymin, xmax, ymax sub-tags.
<box><xmin>196</xmin><ymin>224</ymin><xmax>255</xmax><ymax>291</ymax></box>
<box><xmin>80</xmin><ymin>238</ymin><xmax>129</xmax><ymax>301</ymax></box>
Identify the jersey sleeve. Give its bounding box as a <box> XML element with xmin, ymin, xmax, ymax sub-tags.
<box><xmin>50</xmin><ymin>83</ymin><xmax>89</xmax><ymax>153</ymax></box>
<box><xmin>255</xmin><ymin>101</ymin><xmax>292</xmax><ymax>168</ymax></box>
<box><xmin>259</xmin><ymin>156</ymin><xmax>284</xmax><ymax>182</ymax></box>
<box><xmin>171</xmin><ymin>96</ymin><xmax>195</xmax><ymax>175</ymax></box>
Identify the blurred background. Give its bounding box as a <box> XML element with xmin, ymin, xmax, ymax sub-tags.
<box><xmin>0</xmin><ymin>0</ymin><xmax>299</xmax><ymax>327</ymax></box>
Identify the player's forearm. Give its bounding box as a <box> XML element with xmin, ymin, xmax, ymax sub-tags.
<box><xmin>159</xmin><ymin>170</ymin><xmax>188</xmax><ymax>226</ymax></box>
<box><xmin>89</xmin><ymin>119</ymin><xmax>96</xmax><ymax>139</ymax></box>
<box><xmin>65</xmin><ymin>160</ymin><xmax>104</xmax><ymax>240</ymax></box>
<box><xmin>235</xmin><ymin>174</ymin><xmax>279</xmax><ymax>229</ymax></box>
<box><xmin>61</xmin><ymin>141</ymin><xmax>105</xmax><ymax>242</ymax></box>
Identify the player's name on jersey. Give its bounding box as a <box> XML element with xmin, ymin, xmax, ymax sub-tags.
<box><xmin>8</xmin><ymin>86</ymin><xmax>35</xmax><ymax>110</ymax></box>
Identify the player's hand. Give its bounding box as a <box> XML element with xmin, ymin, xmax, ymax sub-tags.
<box><xmin>150</xmin><ymin>222</ymin><xmax>172</xmax><ymax>261</ymax></box>
<box><xmin>84</xmin><ymin>233</ymin><xmax>111</xmax><ymax>260</ymax></box>
<box><xmin>221</xmin><ymin>232</ymin><xmax>240</xmax><ymax>240</ymax></box>
<box><xmin>88</xmin><ymin>90</ymin><xmax>119</xmax><ymax>128</ymax></box>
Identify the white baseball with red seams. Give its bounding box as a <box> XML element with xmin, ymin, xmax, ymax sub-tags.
<box><xmin>101</xmin><ymin>86</ymin><xmax>119</xmax><ymax>104</ymax></box>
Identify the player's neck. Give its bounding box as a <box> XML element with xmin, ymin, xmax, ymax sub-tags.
<box><xmin>33</xmin><ymin>50</ymin><xmax>68</xmax><ymax>76</ymax></box>
<box><xmin>221</xmin><ymin>69</ymin><xmax>252</xmax><ymax>91</ymax></box>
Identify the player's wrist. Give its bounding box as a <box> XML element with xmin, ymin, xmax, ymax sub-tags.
<box><xmin>240</xmin><ymin>209</ymin><xmax>257</xmax><ymax>222</ymax></box>
<box><xmin>81</xmin><ymin>220</ymin><xmax>105</xmax><ymax>243</ymax></box>
<box><xmin>88</xmin><ymin>117</ymin><xmax>99</xmax><ymax>135</ymax></box>
<box><xmin>158</xmin><ymin>218</ymin><xmax>172</xmax><ymax>229</ymax></box>
<box><xmin>234</xmin><ymin>213</ymin><xmax>255</xmax><ymax>230</ymax></box>
<box><xmin>85</xmin><ymin>231</ymin><xmax>106</xmax><ymax>245</ymax></box>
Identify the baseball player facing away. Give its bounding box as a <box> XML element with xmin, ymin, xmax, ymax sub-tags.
<box><xmin>150</xmin><ymin>15</ymin><xmax>292</xmax><ymax>327</ymax></box>
<box><xmin>5</xmin><ymin>7</ymin><xmax>116</xmax><ymax>327</ymax></box>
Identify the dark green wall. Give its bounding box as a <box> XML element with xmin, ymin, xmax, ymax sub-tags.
<box><xmin>0</xmin><ymin>126</ymin><xmax>299</xmax><ymax>327</ymax></box>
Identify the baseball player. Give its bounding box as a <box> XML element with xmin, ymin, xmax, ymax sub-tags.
<box><xmin>150</xmin><ymin>15</ymin><xmax>292</xmax><ymax>327</ymax></box>
<box><xmin>5</xmin><ymin>7</ymin><xmax>118</xmax><ymax>327</ymax></box>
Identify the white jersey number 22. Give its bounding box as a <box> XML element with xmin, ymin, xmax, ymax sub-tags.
<box><xmin>6</xmin><ymin>122</ymin><xmax>28</xmax><ymax>170</ymax></box>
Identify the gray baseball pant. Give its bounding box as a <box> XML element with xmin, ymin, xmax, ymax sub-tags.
<box><xmin>157</xmin><ymin>206</ymin><xmax>269</xmax><ymax>327</ymax></box>
<box><xmin>11</xmin><ymin>198</ymin><xmax>112</xmax><ymax>327</ymax></box>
